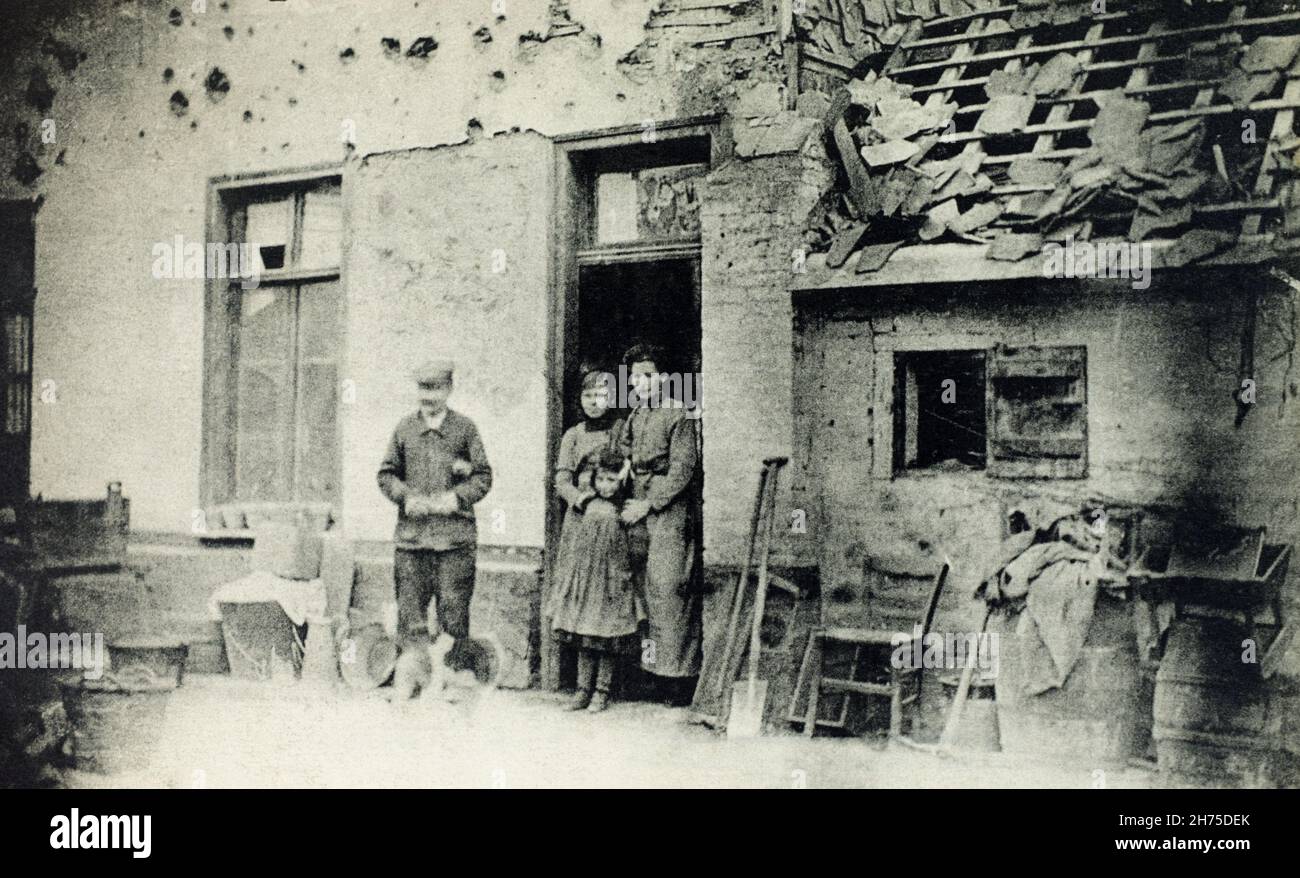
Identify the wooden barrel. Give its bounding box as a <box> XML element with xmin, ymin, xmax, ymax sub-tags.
<box><xmin>995</xmin><ymin>594</ymin><xmax>1151</xmax><ymax>766</ymax></box>
<box><xmin>1154</xmin><ymin>616</ymin><xmax>1296</xmax><ymax>787</ymax></box>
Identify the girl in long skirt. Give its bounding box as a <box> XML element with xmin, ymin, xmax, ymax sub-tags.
<box><xmin>546</xmin><ymin>366</ymin><xmax>631</xmax><ymax>712</ymax></box>
<box><xmin>548</xmin><ymin>450</ymin><xmax>639</xmax><ymax>712</ymax></box>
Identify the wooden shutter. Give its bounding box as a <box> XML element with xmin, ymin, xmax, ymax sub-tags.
<box><xmin>0</xmin><ymin>202</ymin><xmax>35</xmax><ymax>502</ymax></box>
<box><xmin>987</xmin><ymin>344</ymin><xmax>1087</xmax><ymax>479</ymax></box>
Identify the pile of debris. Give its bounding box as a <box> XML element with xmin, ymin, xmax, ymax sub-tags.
<box><xmin>802</xmin><ymin>6</ymin><xmax>1300</xmax><ymax>274</ymax></box>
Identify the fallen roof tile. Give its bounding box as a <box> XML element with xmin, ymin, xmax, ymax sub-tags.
<box><xmin>1089</xmin><ymin>94</ymin><xmax>1150</xmax><ymax>163</ymax></box>
<box><xmin>881</xmin><ymin>170</ymin><xmax>914</xmax><ymax>216</ymax></box>
<box><xmin>976</xmin><ymin>93</ymin><xmax>1034</xmax><ymax>136</ymax></box>
<box><xmin>986</xmin><ymin>68</ymin><xmax>1035</xmax><ymax>99</ymax></box>
<box><xmin>1219</xmin><ymin>69</ymin><xmax>1280</xmax><ymax>110</ymax></box>
<box><xmin>1008</xmin><ymin>157</ymin><xmax>1063</xmax><ymax>186</ymax></box>
<box><xmin>950</xmin><ymin>200</ymin><xmax>1003</xmax><ymax>234</ymax></box>
<box><xmin>920</xmin><ymin>198</ymin><xmax>960</xmax><ymax>240</ymax></box>
<box><xmin>904</xmin><ymin>171</ymin><xmax>937</xmax><ymax>215</ymax></box>
<box><xmin>871</xmin><ymin>106</ymin><xmax>936</xmax><ymax>140</ymax></box>
<box><xmin>1031</xmin><ymin>52</ymin><xmax>1082</xmax><ymax>96</ymax></box>
<box><xmin>1240</xmin><ymin>34</ymin><xmax>1300</xmax><ymax>73</ymax></box>
<box><xmin>753</xmin><ymin>113</ymin><xmax>820</xmax><ymax>155</ymax></box>
<box><xmin>1130</xmin><ymin>203</ymin><xmax>1193</xmax><ymax>241</ymax></box>
<box><xmin>795</xmin><ymin>90</ymin><xmax>831</xmax><ymax>119</ymax></box>
<box><xmin>987</xmin><ymin>232</ymin><xmax>1044</xmax><ymax>261</ymax></box>
<box><xmin>1005</xmin><ymin>191</ymin><xmax>1050</xmax><ymax>217</ymax></box>
<box><xmin>855</xmin><ymin>240</ymin><xmax>905</xmax><ymax>272</ymax></box>
<box><xmin>1145</xmin><ymin>127</ymin><xmax>1203</xmax><ymax>177</ymax></box>
<box><xmin>862</xmin><ymin>138</ymin><xmax>920</xmax><ymax>166</ymax></box>
<box><xmin>847</xmin><ymin>74</ymin><xmax>913</xmax><ymax>109</ymax></box>
<box><xmin>1162</xmin><ymin>170</ymin><xmax>1209</xmax><ymax>201</ymax></box>
<box><xmin>826</xmin><ymin>222</ymin><xmax>873</xmax><ymax>268</ymax></box>
<box><xmin>1162</xmin><ymin>228</ymin><xmax>1237</xmax><ymax>267</ymax></box>
<box><xmin>1069</xmin><ymin>163</ymin><xmax>1118</xmax><ymax>190</ymax></box>
<box><xmin>860</xmin><ymin>0</ymin><xmax>889</xmax><ymax>27</ymax></box>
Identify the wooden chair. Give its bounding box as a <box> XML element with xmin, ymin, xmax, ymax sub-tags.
<box><xmin>792</xmin><ymin>562</ymin><xmax>949</xmax><ymax>739</ymax></box>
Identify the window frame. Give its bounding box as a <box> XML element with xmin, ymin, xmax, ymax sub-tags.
<box><xmin>873</xmin><ymin>341</ymin><xmax>1088</xmax><ymax>480</ymax></box>
<box><xmin>202</xmin><ymin>165</ymin><xmax>344</xmax><ymax>513</ymax></box>
<box><xmin>891</xmin><ymin>348</ymin><xmax>988</xmax><ymax>473</ymax></box>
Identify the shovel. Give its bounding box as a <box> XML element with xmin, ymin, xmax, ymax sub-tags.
<box><xmin>728</xmin><ymin>458</ymin><xmax>784</xmax><ymax>738</ymax></box>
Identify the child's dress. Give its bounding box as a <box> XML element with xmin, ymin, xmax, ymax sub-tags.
<box><xmin>547</xmin><ymin>496</ymin><xmax>640</xmax><ymax>653</ymax></box>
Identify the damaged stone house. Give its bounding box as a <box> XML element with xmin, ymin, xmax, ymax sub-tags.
<box><xmin>2</xmin><ymin>0</ymin><xmax>1299</xmax><ymax>774</ymax></box>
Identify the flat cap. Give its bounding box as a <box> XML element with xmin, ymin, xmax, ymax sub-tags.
<box><xmin>413</xmin><ymin>358</ymin><xmax>455</xmax><ymax>385</ymax></box>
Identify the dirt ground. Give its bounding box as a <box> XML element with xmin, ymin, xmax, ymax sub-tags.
<box><xmin>64</xmin><ymin>674</ymin><xmax>1158</xmax><ymax>789</ymax></box>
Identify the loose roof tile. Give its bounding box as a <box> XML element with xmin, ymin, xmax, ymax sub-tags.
<box><xmin>799</xmin><ymin>0</ymin><xmax>1300</xmax><ymax>276</ymax></box>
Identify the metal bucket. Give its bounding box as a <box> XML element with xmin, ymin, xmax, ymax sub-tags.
<box><xmin>61</xmin><ymin>668</ymin><xmax>172</xmax><ymax>775</ymax></box>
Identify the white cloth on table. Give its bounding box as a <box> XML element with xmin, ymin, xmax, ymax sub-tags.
<box><xmin>207</xmin><ymin>570</ymin><xmax>327</xmax><ymax>627</ymax></box>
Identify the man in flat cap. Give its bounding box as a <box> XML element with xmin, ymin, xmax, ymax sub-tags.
<box><xmin>378</xmin><ymin>359</ymin><xmax>492</xmax><ymax>673</ymax></box>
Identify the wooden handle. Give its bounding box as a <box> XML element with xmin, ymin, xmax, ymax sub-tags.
<box><xmin>939</xmin><ymin>605</ymin><xmax>993</xmax><ymax>748</ymax></box>
<box><xmin>716</xmin><ymin>463</ymin><xmax>773</xmax><ymax>700</ymax></box>
<box><xmin>747</xmin><ymin>465</ymin><xmax>781</xmax><ymax>690</ymax></box>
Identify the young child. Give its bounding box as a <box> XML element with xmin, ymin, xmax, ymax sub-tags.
<box><xmin>547</xmin><ymin>448</ymin><xmax>640</xmax><ymax>712</ymax></box>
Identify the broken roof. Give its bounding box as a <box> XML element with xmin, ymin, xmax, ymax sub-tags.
<box><xmin>796</xmin><ymin>0</ymin><xmax>1300</xmax><ymax>284</ymax></box>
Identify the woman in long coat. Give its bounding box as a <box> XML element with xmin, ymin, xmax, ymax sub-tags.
<box><xmin>616</xmin><ymin>344</ymin><xmax>702</xmax><ymax>706</ymax></box>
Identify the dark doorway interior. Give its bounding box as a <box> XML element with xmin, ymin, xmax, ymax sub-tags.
<box><xmin>555</xmin><ymin>256</ymin><xmax>703</xmax><ymax>696</ymax></box>
<box><xmin>571</xmin><ymin>258</ymin><xmax>701</xmax><ymax>422</ymax></box>
<box><xmin>0</xmin><ymin>202</ymin><xmax>35</xmax><ymax>504</ymax></box>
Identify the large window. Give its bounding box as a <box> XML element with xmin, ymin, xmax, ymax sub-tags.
<box><xmin>877</xmin><ymin>344</ymin><xmax>1087</xmax><ymax>479</ymax></box>
<box><xmin>205</xmin><ymin>174</ymin><xmax>342</xmax><ymax>508</ymax></box>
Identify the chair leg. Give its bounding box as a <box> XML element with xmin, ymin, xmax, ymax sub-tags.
<box><xmin>912</xmin><ymin>669</ymin><xmax>923</xmax><ymax>735</ymax></box>
<box><xmin>803</xmin><ymin>632</ymin><xmax>823</xmax><ymax>739</ymax></box>
<box><xmin>888</xmin><ymin>668</ymin><xmax>903</xmax><ymax>739</ymax></box>
<box><xmin>788</xmin><ymin>632</ymin><xmax>816</xmax><ymax>723</ymax></box>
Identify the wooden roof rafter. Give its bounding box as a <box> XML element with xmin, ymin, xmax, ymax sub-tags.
<box><xmin>890</xmin><ymin>9</ymin><xmax>1300</xmax><ymax>78</ymax></box>
<box><xmin>799</xmin><ymin>1</ymin><xmax>1300</xmax><ymax>286</ymax></box>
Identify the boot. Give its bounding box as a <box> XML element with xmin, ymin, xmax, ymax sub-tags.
<box><xmin>588</xmin><ymin>655</ymin><xmax>614</xmax><ymax>712</ymax></box>
<box><xmin>569</xmin><ymin>649</ymin><xmax>595</xmax><ymax>710</ymax></box>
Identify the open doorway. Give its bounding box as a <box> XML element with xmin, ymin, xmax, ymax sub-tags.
<box><xmin>546</xmin><ymin>118</ymin><xmax>720</xmax><ymax>691</ymax></box>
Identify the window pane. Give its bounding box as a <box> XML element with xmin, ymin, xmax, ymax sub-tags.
<box><xmin>5</xmin><ymin>380</ymin><xmax>29</xmax><ymax>435</ymax></box>
<box><xmin>299</xmin><ymin>184</ymin><xmax>342</xmax><ymax>270</ymax></box>
<box><xmin>238</xmin><ymin>289</ymin><xmax>289</xmax><ymax>351</ymax></box>
<box><xmin>235</xmin><ymin>288</ymin><xmax>294</xmax><ymax>501</ymax></box>
<box><xmin>595</xmin><ymin>173</ymin><xmax>638</xmax><ymax>244</ymax></box>
<box><xmin>297</xmin><ymin>280</ymin><xmax>340</xmax><ymax>355</ymax></box>
<box><xmin>5</xmin><ymin>315</ymin><xmax>30</xmax><ymax>374</ymax></box>
<box><xmin>296</xmin><ymin>280</ymin><xmax>341</xmax><ymax>502</ymax></box>
<box><xmin>296</xmin><ymin>362</ymin><xmax>338</xmax><ymax>501</ymax></box>
<box><xmin>245</xmin><ymin>197</ymin><xmax>293</xmax><ymax>272</ymax></box>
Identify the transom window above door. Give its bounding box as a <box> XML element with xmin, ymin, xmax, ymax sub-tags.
<box><xmin>592</xmin><ymin>163</ymin><xmax>706</xmax><ymax>246</ymax></box>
